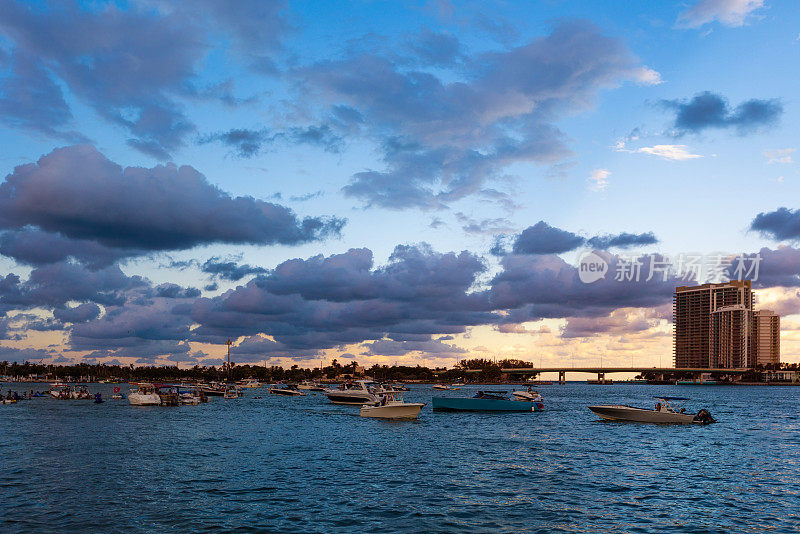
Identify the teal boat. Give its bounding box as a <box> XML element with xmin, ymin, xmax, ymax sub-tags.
<box><xmin>432</xmin><ymin>391</ymin><xmax>537</xmax><ymax>412</ymax></box>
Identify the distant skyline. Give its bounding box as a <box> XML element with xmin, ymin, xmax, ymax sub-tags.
<box><xmin>1</xmin><ymin>0</ymin><xmax>800</xmax><ymax>369</ymax></box>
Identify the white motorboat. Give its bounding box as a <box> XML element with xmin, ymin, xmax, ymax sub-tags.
<box><xmin>297</xmin><ymin>380</ymin><xmax>324</xmax><ymax>391</ymax></box>
<box><xmin>512</xmin><ymin>388</ymin><xmax>543</xmax><ymax>402</ymax></box>
<box><xmin>269</xmin><ymin>383</ymin><xmax>306</xmax><ymax>396</ymax></box>
<box><xmin>237</xmin><ymin>379</ymin><xmax>262</xmax><ymax>389</ymax></box>
<box><xmin>128</xmin><ymin>384</ymin><xmax>161</xmax><ymax>406</ymax></box>
<box><xmin>588</xmin><ymin>397</ymin><xmax>716</xmax><ymax>424</ymax></box>
<box><xmin>433</xmin><ymin>384</ymin><xmax>456</xmax><ymax>390</ymax></box>
<box><xmin>49</xmin><ymin>383</ymin><xmax>71</xmax><ymax>399</ymax></box>
<box><xmin>360</xmin><ymin>392</ymin><xmax>425</xmax><ymax>419</ymax></box>
<box><xmin>324</xmin><ymin>380</ymin><xmax>380</xmax><ymax>405</ymax></box>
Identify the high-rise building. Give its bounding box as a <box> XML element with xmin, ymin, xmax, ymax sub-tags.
<box><xmin>754</xmin><ymin>309</ymin><xmax>780</xmax><ymax>366</ymax></box>
<box><xmin>674</xmin><ymin>280</ymin><xmax>755</xmax><ymax>368</ymax></box>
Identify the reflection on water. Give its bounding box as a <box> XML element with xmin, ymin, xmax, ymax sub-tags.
<box><xmin>1</xmin><ymin>382</ymin><xmax>799</xmax><ymax>533</ymax></box>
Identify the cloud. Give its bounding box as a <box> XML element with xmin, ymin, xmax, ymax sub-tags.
<box><xmin>635</xmin><ymin>145</ymin><xmax>702</xmax><ymax>161</ymax></box>
<box><xmin>52</xmin><ymin>303</ymin><xmax>101</xmax><ymax>324</ymax></box>
<box><xmin>455</xmin><ymin>213</ymin><xmax>515</xmax><ymax>235</ymax></box>
<box><xmin>586</xmin><ymin>232</ymin><xmax>658</xmax><ymax>249</ymax></box>
<box><xmin>512</xmin><ymin>222</ymin><xmax>586</xmax><ymax>255</ymax></box>
<box><xmin>0</xmin><ymin>228</ymin><xmax>139</xmax><ymax>268</ymax></box>
<box><xmin>750</xmin><ymin>207</ymin><xmax>800</xmax><ymax>241</ymax></box>
<box><xmin>190</xmin><ymin>244</ymin><xmax>497</xmax><ymax>354</ymax></box>
<box><xmin>403</xmin><ymin>29</ymin><xmax>461</xmax><ymax>66</ymax></box>
<box><xmin>0</xmin><ymin>50</ymin><xmax>88</xmax><ymax>142</ymax></box>
<box><xmin>763</xmin><ymin>148</ymin><xmax>796</xmax><ymax>164</ymax></box>
<box><xmin>201</xmin><ymin>257</ymin><xmax>268</xmax><ymax>282</ymax></box>
<box><xmin>587</xmin><ymin>169</ymin><xmax>610</xmax><ymax>191</ymax></box>
<box><xmin>300</xmin><ymin>20</ymin><xmax>658</xmax><ymax>209</ymax></box>
<box><xmin>677</xmin><ymin>0</ymin><xmax>765</xmax><ymax>29</ymax></box>
<box><xmin>504</xmin><ymin>222</ymin><xmax>658</xmax><ymax>255</ymax></box>
<box><xmin>560</xmin><ymin>308</ymin><xmax>658</xmax><ymax>338</ymax></box>
<box><xmin>661</xmin><ymin>91</ymin><xmax>782</xmax><ymax>134</ymax></box>
<box><xmin>0</xmin><ymin>344</ymin><xmax>55</xmax><ymax>363</ymax></box>
<box><xmin>0</xmin><ymin>1</ymin><xmax>291</xmax><ymax>156</ymax></box>
<box><xmin>199</xmin><ymin>124</ymin><xmax>344</xmax><ymax>158</ymax></box>
<box><xmin>0</xmin><ymin>146</ymin><xmax>345</xmax><ymax>259</ymax></box>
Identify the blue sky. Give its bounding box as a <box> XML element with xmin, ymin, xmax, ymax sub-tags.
<box><xmin>1</xmin><ymin>0</ymin><xmax>799</xmax><ymax>369</ymax></box>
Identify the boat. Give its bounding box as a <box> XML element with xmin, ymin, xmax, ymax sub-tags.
<box><xmin>324</xmin><ymin>380</ymin><xmax>380</xmax><ymax>405</ymax></box>
<box><xmin>433</xmin><ymin>384</ymin><xmax>457</xmax><ymax>390</ymax></box>
<box><xmin>588</xmin><ymin>397</ymin><xmax>716</xmax><ymax>424</ymax></box>
<box><xmin>297</xmin><ymin>380</ymin><xmax>324</xmax><ymax>391</ymax></box>
<box><xmin>49</xmin><ymin>383</ymin><xmax>71</xmax><ymax>399</ymax></box>
<box><xmin>432</xmin><ymin>391</ymin><xmax>540</xmax><ymax>412</ymax></box>
<box><xmin>237</xmin><ymin>379</ymin><xmax>262</xmax><ymax>388</ymax></box>
<box><xmin>198</xmin><ymin>382</ymin><xmax>227</xmax><ymax>396</ymax></box>
<box><xmin>269</xmin><ymin>383</ymin><xmax>306</xmax><ymax>396</ymax></box>
<box><xmin>93</xmin><ymin>393</ymin><xmax>103</xmax><ymax>403</ymax></box>
<box><xmin>360</xmin><ymin>392</ymin><xmax>425</xmax><ymax>419</ymax></box>
<box><xmin>128</xmin><ymin>384</ymin><xmax>161</xmax><ymax>406</ymax></box>
<box><xmin>512</xmin><ymin>388</ymin><xmax>545</xmax><ymax>410</ymax></box>
<box><xmin>223</xmin><ymin>386</ymin><xmax>240</xmax><ymax>400</ymax></box>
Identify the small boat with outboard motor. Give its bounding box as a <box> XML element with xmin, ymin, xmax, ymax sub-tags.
<box><xmin>588</xmin><ymin>397</ymin><xmax>716</xmax><ymax>424</ymax></box>
<box><xmin>297</xmin><ymin>380</ymin><xmax>325</xmax><ymax>391</ymax></box>
<box><xmin>433</xmin><ymin>384</ymin><xmax>458</xmax><ymax>390</ymax></box>
<box><xmin>432</xmin><ymin>390</ymin><xmax>542</xmax><ymax>412</ymax></box>
<box><xmin>269</xmin><ymin>383</ymin><xmax>306</xmax><ymax>396</ymax></box>
<box><xmin>360</xmin><ymin>392</ymin><xmax>425</xmax><ymax>419</ymax></box>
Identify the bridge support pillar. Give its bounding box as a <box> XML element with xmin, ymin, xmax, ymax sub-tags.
<box><xmin>598</xmin><ymin>372</ymin><xmax>605</xmax><ymax>384</ymax></box>
<box><xmin>558</xmin><ymin>371</ymin><xmax>566</xmax><ymax>385</ymax></box>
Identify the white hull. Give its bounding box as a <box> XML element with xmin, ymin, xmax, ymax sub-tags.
<box><xmin>128</xmin><ymin>393</ymin><xmax>161</xmax><ymax>406</ymax></box>
<box><xmin>360</xmin><ymin>403</ymin><xmax>424</xmax><ymax>419</ymax></box>
<box><xmin>512</xmin><ymin>391</ymin><xmax>542</xmax><ymax>402</ymax></box>
<box><xmin>589</xmin><ymin>405</ymin><xmax>699</xmax><ymax>424</ymax></box>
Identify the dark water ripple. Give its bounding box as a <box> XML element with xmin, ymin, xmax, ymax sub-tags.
<box><xmin>1</xmin><ymin>382</ymin><xmax>799</xmax><ymax>533</ymax></box>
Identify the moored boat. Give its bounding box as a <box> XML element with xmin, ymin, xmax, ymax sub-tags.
<box><xmin>269</xmin><ymin>383</ymin><xmax>306</xmax><ymax>396</ymax></box>
<box><xmin>432</xmin><ymin>391</ymin><xmax>539</xmax><ymax>412</ymax></box>
<box><xmin>588</xmin><ymin>397</ymin><xmax>716</xmax><ymax>424</ymax></box>
<box><xmin>324</xmin><ymin>380</ymin><xmax>380</xmax><ymax>405</ymax></box>
<box><xmin>128</xmin><ymin>384</ymin><xmax>161</xmax><ymax>406</ymax></box>
<box><xmin>512</xmin><ymin>388</ymin><xmax>545</xmax><ymax>410</ymax></box>
<box><xmin>360</xmin><ymin>392</ymin><xmax>425</xmax><ymax>419</ymax></box>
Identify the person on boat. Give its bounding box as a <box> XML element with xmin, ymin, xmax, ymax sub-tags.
<box><xmin>655</xmin><ymin>402</ymin><xmax>662</xmax><ymax>411</ymax></box>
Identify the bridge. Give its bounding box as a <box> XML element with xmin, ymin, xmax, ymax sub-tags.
<box><xmin>465</xmin><ymin>367</ymin><xmax>751</xmax><ymax>384</ymax></box>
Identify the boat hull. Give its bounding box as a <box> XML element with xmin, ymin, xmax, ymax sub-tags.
<box><xmin>269</xmin><ymin>389</ymin><xmax>306</xmax><ymax>396</ymax></box>
<box><xmin>588</xmin><ymin>405</ymin><xmax>698</xmax><ymax>424</ymax></box>
<box><xmin>128</xmin><ymin>393</ymin><xmax>161</xmax><ymax>406</ymax></box>
<box><xmin>432</xmin><ymin>397</ymin><xmax>537</xmax><ymax>412</ymax></box>
<box><xmin>360</xmin><ymin>403</ymin><xmax>424</xmax><ymax>419</ymax></box>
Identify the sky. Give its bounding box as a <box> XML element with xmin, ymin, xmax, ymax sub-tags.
<box><xmin>1</xmin><ymin>0</ymin><xmax>800</xmax><ymax>371</ymax></box>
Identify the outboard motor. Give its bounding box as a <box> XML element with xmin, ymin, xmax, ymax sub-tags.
<box><xmin>693</xmin><ymin>409</ymin><xmax>715</xmax><ymax>424</ymax></box>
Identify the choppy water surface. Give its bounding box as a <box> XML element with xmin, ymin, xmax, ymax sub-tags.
<box><xmin>1</xmin><ymin>382</ymin><xmax>798</xmax><ymax>533</ymax></box>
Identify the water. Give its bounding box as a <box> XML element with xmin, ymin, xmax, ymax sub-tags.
<box><xmin>1</xmin><ymin>382</ymin><xmax>798</xmax><ymax>533</ymax></box>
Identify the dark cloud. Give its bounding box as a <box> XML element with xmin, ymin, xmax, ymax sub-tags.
<box><xmin>0</xmin><ymin>262</ymin><xmax>147</xmax><ymax>310</ymax></box>
<box><xmin>0</xmin><ymin>146</ymin><xmax>345</xmax><ymax>256</ymax></box>
<box><xmin>490</xmin><ymin>252</ymin><xmax>684</xmax><ymax>321</ymax></box>
<box><xmin>750</xmin><ymin>207</ymin><xmax>800</xmax><ymax>242</ymax></box>
<box><xmin>198</xmin><ymin>128</ymin><xmax>270</xmax><ymax>158</ymax></box>
<box><xmin>0</xmin><ymin>0</ymin><xmax>290</xmax><ymax>156</ymax></box>
<box><xmin>0</xmin><ymin>228</ymin><xmax>138</xmax><ymax>268</ymax></box>
<box><xmin>53</xmin><ymin>303</ymin><xmax>101</xmax><ymax>324</ymax></box>
<box><xmin>512</xmin><ymin>222</ymin><xmax>585</xmax><ymax>255</ymax></box>
<box><xmin>202</xmin><ymin>258</ymin><xmax>268</xmax><ymax>282</ymax></box>
<box><xmin>0</xmin><ymin>344</ymin><xmax>55</xmax><ymax>363</ymax></box>
<box><xmin>505</xmin><ymin>223</ymin><xmax>658</xmax><ymax>255</ymax></box>
<box><xmin>191</xmin><ymin>244</ymin><xmax>496</xmax><ymax>355</ymax></box>
<box><xmin>586</xmin><ymin>232</ymin><xmax>658</xmax><ymax>250</ymax></box>
<box><xmin>155</xmin><ymin>283</ymin><xmax>201</xmax><ymax>299</ymax></box>
<box><xmin>199</xmin><ymin>124</ymin><xmax>344</xmax><ymax>158</ymax></box>
<box><xmin>301</xmin><ymin>20</ymin><xmax>655</xmax><ymax>209</ymax></box>
<box><xmin>662</xmin><ymin>91</ymin><xmax>782</xmax><ymax>135</ymax></box>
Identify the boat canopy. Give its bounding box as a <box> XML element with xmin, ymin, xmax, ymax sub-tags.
<box><xmin>654</xmin><ymin>396</ymin><xmax>689</xmax><ymax>401</ymax></box>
